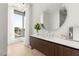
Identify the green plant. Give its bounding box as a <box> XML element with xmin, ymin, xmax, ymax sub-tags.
<box><xmin>34</xmin><ymin>23</ymin><xmax>41</xmax><ymax>32</ymax></box>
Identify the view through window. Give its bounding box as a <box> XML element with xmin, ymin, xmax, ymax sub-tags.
<box><xmin>14</xmin><ymin>10</ymin><xmax>25</xmax><ymax>38</ymax></box>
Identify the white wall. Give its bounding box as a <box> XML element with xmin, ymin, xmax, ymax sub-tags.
<box><xmin>24</xmin><ymin>4</ymin><xmax>31</xmax><ymax>45</ymax></box>
<box><xmin>8</xmin><ymin>7</ymin><xmax>15</xmax><ymax>44</ymax></box>
<box><xmin>54</xmin><ymin>3</ymin><xmax>79</xmax><ymax>37</ymax></box>
<box><xmin>0</xmin><ymin>3</ymin><xmax>8</xmax><ymax>55</ymax></box>
<box><xmin>73</xmin><ymin>27</ymin><xmax>79</xmax><ymax>41</ymax></box>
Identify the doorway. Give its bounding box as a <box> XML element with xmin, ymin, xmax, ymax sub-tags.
<box><xmin>8</xmin><ymin>4</ymin><xmax>26</xmax><ymax>44</ymax></box>
<box><xmin>14</xmin><ymin>10</ymin><xmax>25</xmax><ymax>39</ymax></box>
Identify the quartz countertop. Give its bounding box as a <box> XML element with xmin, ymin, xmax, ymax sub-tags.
<box><xmin>31</xmin><ymin>34</ymin><xmax>79</xmax><ymax>50</ymax></box>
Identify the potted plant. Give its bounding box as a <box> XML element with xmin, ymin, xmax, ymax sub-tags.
<box><xmin>34</xmin><ymin>23</ymin><xmax>41</xmax><ymax>33</ymax></box>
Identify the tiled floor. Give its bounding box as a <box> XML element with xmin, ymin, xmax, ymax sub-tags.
<box><xmin>7</xmin><ymin>42</ymin><xmax>45</xmax><ymax>56</ymax></box>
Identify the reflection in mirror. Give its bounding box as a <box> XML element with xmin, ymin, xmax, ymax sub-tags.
<box><xmin>69</xmin><ymin>27</ymin><xmax>73</xmax><ymax>39</ymax></box>
<box><xmin>40</xmin><ymin>4</ymin><xmax>67</xmax><ymax>32</ymax></box>
<box><xmin>60</xmin><ymin>5</ymin><xmax>67</xmax><ymax>27</ymax></box>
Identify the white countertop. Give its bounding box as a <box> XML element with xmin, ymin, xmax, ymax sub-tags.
<box><xmin>31</xmin><ymin>34</ymin><xmax>79</xmax><ymax>49</ymax></box>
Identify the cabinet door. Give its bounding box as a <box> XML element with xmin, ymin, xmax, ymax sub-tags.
<box><xmin>54</xmin><ymin>44</ymin><xmax>63</xmax><ymax>56</ymax></box>
<box><xmin>51</xmin><ymin>43</ymin><xmax>55</xmax><ymax>56</ymax></box>
<box><xmin>30</xmin><ymin>37</ymin><xmax>41</xmax><ymax>50</ymax></box>
<box><xmin>30</xmin><ymin>37</ymin><xmax>37</xmax><ymax>49</ymax></box>
<box><xmin>37</xmin><ymin>39</ymin><xmax>52</xmax><ymax>56</ymax></box>
<box><xmin>72</xmin><ymin>49</ymin><xmax>79</xmax><ymax>56</ymax></box>
<box><xmin>63</xmin><ymin>46</ymin><xmax>72</xmax><ymax>56</ymax></box>
<box><xmin>54</xmin><ymin>44</ymin><xmax>72</xmax><ymax>56</ymax></box>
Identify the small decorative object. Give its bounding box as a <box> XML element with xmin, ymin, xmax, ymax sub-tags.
<box><xmin>41</xmin><ymin>24</ymin><xmax>46</xmax><ymax>29</ymax></box>
<box><xmin>34</xmin><ymin>23</ymin><xmax>41</xmax><ymax>33</ymax></box>
<box><xmin>69</xmin><ymin>27</ymin><xmax>73</xmax><ymax>39</ymax></box>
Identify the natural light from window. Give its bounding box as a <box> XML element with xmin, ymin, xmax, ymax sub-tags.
<box><xmin>13</xmin><ymin>14</ymin><xmax>23</xmax><ymax>28</ymax></box>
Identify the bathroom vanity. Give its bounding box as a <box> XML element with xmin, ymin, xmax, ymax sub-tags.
<box><xmin>30</xmin><ymin>35</ymin><xmax>79</xmax><ymax>56</ymax></box>
<box><xmin>29</xmin><ymin>3</ymin><xmax>79</xmax><ymax>56</ymax></box>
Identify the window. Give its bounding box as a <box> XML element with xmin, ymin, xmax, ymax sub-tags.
<box><xmin>14</xmin><ymin>10</ymin><xmax>25</xmax><ymax>38</ymax></box>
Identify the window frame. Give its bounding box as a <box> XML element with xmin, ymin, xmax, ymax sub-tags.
<box><xmin>14</xmin><ymin>10</ymin><xmax>25</xmax><ymax>37</ymax></box>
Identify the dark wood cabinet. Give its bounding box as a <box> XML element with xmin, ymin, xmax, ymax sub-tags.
<box><xmin>54</xmin><ymin>44</ymin><xmax>63</xmax><ymax>56</ymax></box>
<box><xmin>30</xmin><ymin>36</ymin><xmax>79</xmax><ymax>56</ymax></box>
<box><xmin>51</xmin><ymin>43</ymin><xmax>55</xmax><ymax>56</ymax></box>
<box><xmin>63</xmin><ymin>46</ymin><xmax>72</xmax><ymax>56</ymax></box>
<box><xmin>30</xmin><ymin>36</ymin><xmax>52</xmax><ymax>56</ymax></box>
<box><xmin>72</xmin><ymin>49</ymin><xmax>79</xmax><ymax>56</ymax></box>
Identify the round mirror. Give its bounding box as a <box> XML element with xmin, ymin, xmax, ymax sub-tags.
<box><xmin>40</xmin><ymin>4</ymin><xmax>67</xmax><ymax>32</ymax></box>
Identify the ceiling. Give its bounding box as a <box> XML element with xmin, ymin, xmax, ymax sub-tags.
<box><xmin>31</xmin><ymin>3</ymin><xmax>63</xmax><ymax>14</ymax></box>
<box><xmin>8</xmin><ymin>3</ymin><xmax>26</xmax><ymax>12</ymax></box>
